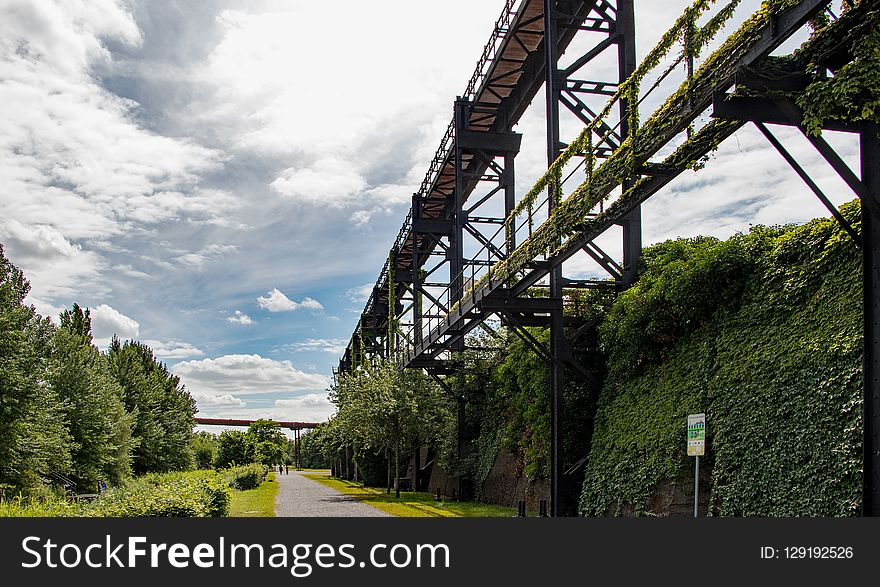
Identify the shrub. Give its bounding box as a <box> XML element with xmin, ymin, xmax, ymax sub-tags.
<box><xmin>222</xmin><ymin>464</ymin><xmax>269</xmax><ymax>491</ymax></box>
<box><xmin>0</xmin><ymin>470</ymin><xmax>230</xmax><ymax>517</ymax></box>
<box><xmin>0</xmin><ymin>494</ymin><xmax>79</xmax><ymax>517</ymax></box>
<box><xmin>86</xmin><ymin>471</ymin><xmax>230</xmax><ymax>517</ymax></box>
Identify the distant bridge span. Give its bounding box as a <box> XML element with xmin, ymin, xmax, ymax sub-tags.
<box><xmin>195</xmin><ymin>417</ymin><xmax>319</xmax><ymax>467</ymax></box>
<box><xmin>194</xmin><ymin>417</ymin><xmax>319</xmax><ymax>431</ymax></box>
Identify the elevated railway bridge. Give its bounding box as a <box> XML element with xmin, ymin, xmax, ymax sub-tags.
<box><xmin>335</xmin><ymin>0</ymin><xmax>879</xmax><ymax>515</ymax></box>
<box><xmin>194</xmin><ymin>417</ymin><xmax>319</xmax><ymax>468</ymax></box>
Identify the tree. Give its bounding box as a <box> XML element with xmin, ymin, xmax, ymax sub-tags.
<box><xmin>0</xmin><ymin>245</ymin><xmax>72</xmax><ymax>494</ymax></box>
<box><xmin>331</xmin><ymin>360</ymin><xmax>450</xmax><ymax>497</ymax></box>
<box><xmin>215</xmin><ymin>430</ymin><xmax>251</xmax><ymax>468</ymax></box>
<box><xmin>49</xmin><ymin>304</ymin><xmax>134</xmax><ymax>486</ymax></box>
<box><xmin>247</xmin><ymin>419</ymin><xmax>286</xmax><ymax>466</ymax></box>
<box><xmin>192</xmin><ymin>431</ymin><xmax>219</xmax><ymax>469</ymax></box>
<box><xmin>298</xmin><ymin>427</ymin><xmax>331</xmax><ymax>469</ymax></box>
<box><xmin>107</xmin><ymin>339</ymin><xmax>196</xmax><ymax>473</ymax></box>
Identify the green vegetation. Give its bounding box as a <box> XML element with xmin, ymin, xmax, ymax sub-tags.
<box><xmin>222</xmin><ymin>464</ymin><xmax>270</xmax><ymax>491</ymax></box>
<box><xmin>306</xmin><ymin>474</ymin><xmax>514</xmax><ymax>517</ymax></box>
<box><xmin>329</xmin><ymin>360</ymin><xmax>452</xmax><ymax>497</ymax></box>
<box><xmin>0</xmin><ymin>470</ymin><xmax>230</xmax><ymax>517</ymax></box>
<box><xmin>85</xmin><ymin>470</ymin><xmax>230</xmax><ymax>517</ymax></box>
<box><xmin>0</xmin><ymin>245</ymin><xmax>197</xmax><ymax>498</ymax></box>
<box><xmin>580</xmin><ymin>202</ymin><xmax>862</xmax><ymax>516</ymax></box>
<box><xmin>108</xmin><ymin>338</ymin><xmax>196</xmax><ymax>475</ymax></box>
<box><xmin>214</xmin><ymin>419</ymin><xmax>287</xmax><ymax>469</ymax></box>
<box><xmin>192</xmin><ymin>431</ymin><xmax>219</xmax><ymax>469</ymax></box>
<box><xmin>296</xmin><ymin>427</ymin><xmax>331</xmax><ymax>469</ymax></box>
<box><xmin>229</xmin><ymin>471</ymin><xmax>278</xmax><ymax>517</ymax></box>
<box><xmin>319</xmin><ymin>202</ymin><xmax>864</xmax><ymax>517</ymax></box>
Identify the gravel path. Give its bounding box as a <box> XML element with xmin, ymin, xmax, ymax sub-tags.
<box><xmin>274</xmin><ymin>470</ymin><xmax>391</xmax><ymax>517</ymax></box>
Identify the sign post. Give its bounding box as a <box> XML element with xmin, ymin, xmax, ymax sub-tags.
<box><xmin>687</xmin><ymin>413</ymin><xmax>706</xmax><ymax>517</ymax></box>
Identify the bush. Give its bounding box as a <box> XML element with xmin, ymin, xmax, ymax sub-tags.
<box><xmin>0</xmin><ymin>470</ymin><xmax>231</xmax><ymax>517</ymax></box>
<box><xmin>87</xmin><ymin>470</ymin><xmax>230</xmax><ymax>517</ymax></box>
<box><xmin>0</xmin><ymin>494</ymin><xmax>79</xmax><ymax>517</ymax></box>
<box><xmin>222</xmin><ymin>464</ymin><xmax>269</xmax><ymax>491</ymax></box>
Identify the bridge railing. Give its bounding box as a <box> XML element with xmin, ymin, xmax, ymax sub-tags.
<box><xmin>400</xmin><ymin>0</ymin><xmax>830</xmax><ymax>361</ymax></box>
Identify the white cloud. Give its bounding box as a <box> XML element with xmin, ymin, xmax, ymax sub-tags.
<box><xmin>90</xmin><ymin>304</ymin><xmax>139</xmax><ymax>346</ymax></box>
<box><xmin>227</xmin><ymin>310</ymin><xmax>254</xmax><ymax>325</ymax></box>
<box><xmin>197</xmin><ymin>392</ymin><xmax>335</xmax><ymax>423</ymax></box>
<box><xmin>271</xmin><ymin>158</ymin><xmax>366</xmax><ymax>206</ymax></box>
<box><xmin>256</xmin><ymin>288</ymin><xmax>323</xmax><ymax>312</ymax></box>
<box><xmin>175</xmin><ymin>243</ymin><xmax>237</xmax><ymax>269</ymax></box>
<box><xmin>346</xmin><ymin>283</ymin><xmax>373</xmax><ymax>303</ymax></box>
<box><xmin>275</xmin><ymin>393</ymin><xmax>332</xmax><ymax>409</ymax></box>
<box><xmin>0</xmin><ymin>0</ymin><xmax>230</xmax><ymax>313</ymax></box>
<box><xmin>192</xmin><ymin>393</ymin><xmax>246</xmax><ymax>408</ymax></box>
<box><xmin>173</xmin><ymin>354</ymin><xmax>329</xmax><ymax>397</ymax></box>
<box><xmin>141</xmin><ymin>339</ymin><xmax>205</xmax><ymax>361</ymax></box>
<box><xmin>288</xmin><ymin>338</ymin><xmax>348</xmax><ymax>355</ymax></box>
<box><xmin>1</xmin><ymin>219</ymin><xmax>106</xmax><ymax>299</ymax></box>
<box><xmin>350</xmin><ymin>210</ymin><xmax>374</xmax><ymax>226</ymax></box>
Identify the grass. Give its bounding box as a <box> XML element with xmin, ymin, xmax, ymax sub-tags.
<box><xmin>304</xmin><ymin>473</ymin><xmax>516</xmax><ymax>517</ymax></box>
<box><xmin>229</xmin><ymin>471</ymin><xmax>278</xmax><ymax>517</ymax></box>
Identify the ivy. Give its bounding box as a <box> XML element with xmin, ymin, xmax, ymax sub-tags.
<box><xmin>797</xmin><ymin>4</ymin><xmax>880</xmax><ymax>135</ymax></box>
<box><xmin>579</xmin><ymin>201</ymin><xmax>862</xmax><ymax>516</ymax></box>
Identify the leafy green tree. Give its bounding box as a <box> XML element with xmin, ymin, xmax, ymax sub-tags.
<box><xmin>0</xmin><ymin>245</ymin><xmax>72</xmax><ymax>494</ymax></box>
<box><xmin>215</xmin><ymin>430</ymin><xmax>251</xmax><ymax>468</ymax></box>
<box><xmin>192</xmin><ymin>431</ymin><xmax>219</xmax><ymax>469</ymax></box>
<box><xmin>107</xmin><ymin>339</ymin><xmax>196</xmax><ymax>473</ymax></box>
<box><xmin>50</xmin><ymin>304</ymin><xmax>134</xmax><ymax>486</ymax></box>
<box><xmin>247</xmin><ymin>419</ymin><xmax>286</xmax><ymax>466</ymax></box>
<box><xmin>331</xmin><ymin>361</ymin><xmax>449</xmax><ymax>497</ymax></box>
<box><xmin>298</xmin><ymin>427</ymin><xmax>330</xmax><ymax>469</ymax></box>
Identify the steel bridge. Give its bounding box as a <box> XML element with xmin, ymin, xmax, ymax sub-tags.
<box><xmin>194</xmin><ymin>417</ymin><xmax>318</xmax><ymax>467</ymax></box>
<box><xmin>336</xmin><ymin>0</ymin><xmax>879</xmax><ymax>516</ymax></box>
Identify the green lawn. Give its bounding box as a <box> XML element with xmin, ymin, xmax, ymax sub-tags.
<box><xmin>229</xmin><ymin>471</ymin><xmax>278</xmax><ymax>517</ymax></box>
<box><xmin>304</xmin><ymin>473</ymin><xmax>515</xmax><ymax>517</ymax></box>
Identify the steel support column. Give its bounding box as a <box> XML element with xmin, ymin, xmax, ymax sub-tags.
<box><xmin>452</xmin><ymin>98</ymin><xmax>470</xmax><ymax>501</ymax></box>
<box><xmin>544</xmin><ymin>0</ymin><xmax>637</xmax><ymax>516</ymax></box>
<box><xmin>863</xmin><ymin>121</ymin><xmax>880</xmax><ymax>516</ymax></box>
<box><xmin>543</xmin><ymin>0</ymin><xmax>563</xmax><ymax>518</ymax></box>
<box><xmin>616</xmin><ymin>0</ymin><xmax>640</xmax><ymax>287</ymax></box>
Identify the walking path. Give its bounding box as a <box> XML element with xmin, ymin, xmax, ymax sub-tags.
<box><xmin>274</xmin><ymin>470</ymin><xmax>391</xmax><ymax>517</ymax></box>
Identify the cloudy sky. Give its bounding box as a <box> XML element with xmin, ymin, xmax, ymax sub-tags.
<box><xmin>1</xmin><ymin>0</ymin><xmax>858</xmax><ymax>426</ymax></box>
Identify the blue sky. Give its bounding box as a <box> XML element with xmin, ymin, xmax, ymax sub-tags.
<box><xmin>0</xmin><ymin>0</ymin><xmax>859</xmax><ymax>425</ymax></box>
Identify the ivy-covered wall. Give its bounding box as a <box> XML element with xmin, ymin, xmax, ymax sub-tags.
<box><xmin>579</xmin><ymin>201</ymin><xmax>862</xmax><ymax>516</ymax></box>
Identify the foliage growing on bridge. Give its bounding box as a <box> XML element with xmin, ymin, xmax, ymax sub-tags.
<box><xmin>579</xmin><ymin>201</ymin><xmax>862</xmax><ymax>516</ymax></box>
<box><xmin>457</xmin><ymin>0</ymin><xmax>873</xmax><ymax>313</ymax></box>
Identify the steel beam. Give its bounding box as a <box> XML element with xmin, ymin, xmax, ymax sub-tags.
<box><xmin>863</xmin><ymin>121</ymin><xmax>880</xmax><ymax>516</ymax></box>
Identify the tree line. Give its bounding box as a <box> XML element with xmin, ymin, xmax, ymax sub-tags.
<box><xmin>192</xmin><ymin>419</ymin><xmax>288</xmax><ymax>469</ymax></box>
<box><xmin>308</xmin><ymin>361</ymin><xmax>453</xmax><ymax>497</ymax></box>
<box><xmin>1</xmin><ymin>245</ymin><xmax>196</xmax><ymax>497</ymax></box>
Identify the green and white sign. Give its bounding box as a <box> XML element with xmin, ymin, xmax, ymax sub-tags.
<box><xmin>687</xmin><ymin>413</ymin><xmax>706</xmax><ymax>457</ymax></box>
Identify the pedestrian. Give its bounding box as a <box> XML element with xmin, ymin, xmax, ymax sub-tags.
<box><xmin>285</xmin><ymin>463</ymin><xmax>289</xmax><ymax>475</ymax></box>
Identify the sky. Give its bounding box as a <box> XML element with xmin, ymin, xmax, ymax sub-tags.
<box><xmin>0</xmin><ymin>0</ymin><xmax>859</xmax><ymax>427</ymax></box>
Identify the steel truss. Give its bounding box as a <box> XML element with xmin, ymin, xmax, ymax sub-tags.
<box><xmin>337</xmin><ymin>0</ymin><xmax>880</xmax><ymax>516</ymax></box>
